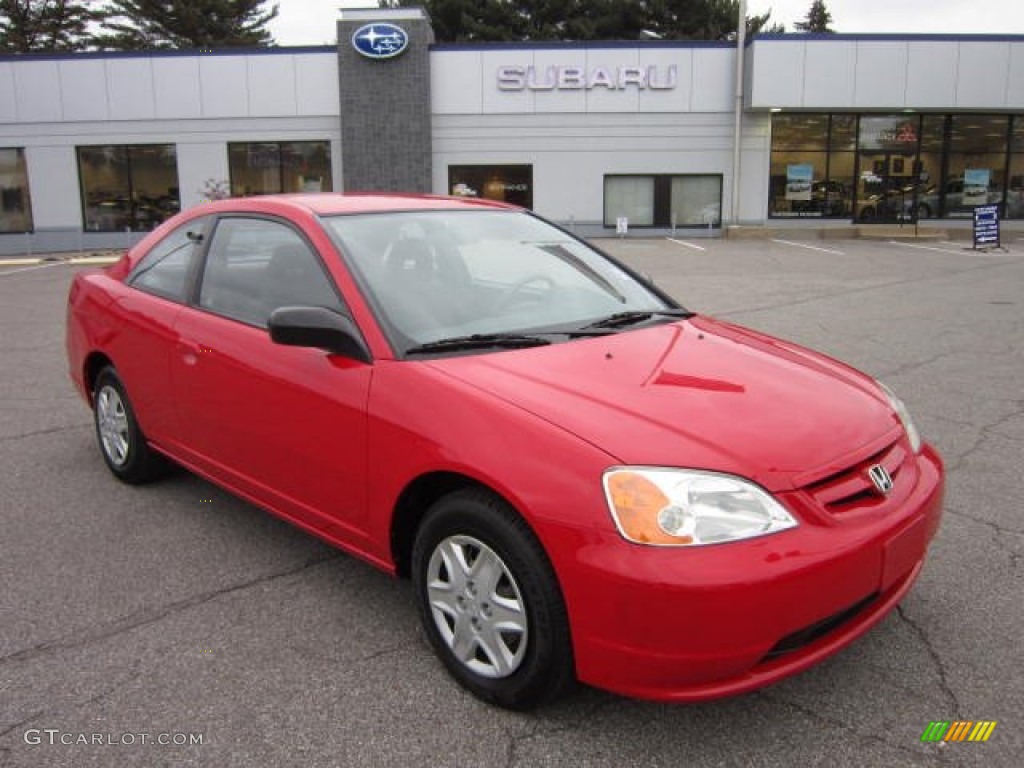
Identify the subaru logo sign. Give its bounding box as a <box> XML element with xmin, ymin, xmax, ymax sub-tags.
<box><xmin>351</xmin><ymin>23</ymin><xmax>409</xmax><ymax>60</ymax></box>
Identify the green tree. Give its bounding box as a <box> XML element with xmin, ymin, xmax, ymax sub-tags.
<box><xmin>0</xmin><ymin>0</ymin><xmax>104</xmax><ymax>52</ymax></box>
<box><xmin>403</xmin><ymin>0</ymin><xmax>519</xmax><ymax>42</ymax></box>
<box><xmin>96</xmin><ymin>0</ymin><xmax>278</xmax><ymax>50</ymax></box>
<box><xmin>644</xmin><ymin>1</ymin><xmax>783</xmax><ymax>40</ymax></box>
<box><xmin>794</xmin><ymin>0</ymin><xmax>834</xmax><ymax>34</ymax></box>
<box><xmin>388</xmin><ymin>0</ymin><xmax>783</xmax><ymax>43</ymax></box>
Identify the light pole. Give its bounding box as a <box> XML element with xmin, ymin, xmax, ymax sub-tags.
<box><xmin>730</xmin><ymin>0</ymin><xmax>747</xmax><ymax>228</ymax></box>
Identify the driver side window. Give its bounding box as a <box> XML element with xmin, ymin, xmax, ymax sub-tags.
<box><xmin>198</xmin><ymin>217</ymin><xmax>344</xmax><ymax>327</ymax></box>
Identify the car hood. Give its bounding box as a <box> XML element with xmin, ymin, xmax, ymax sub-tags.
<box><xmin>427</xmin><ymin>316</ymin><xmax>901</xmax><ymax>492</ymax></box>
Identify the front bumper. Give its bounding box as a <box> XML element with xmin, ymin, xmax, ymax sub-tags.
<box><xmin>557</xmin><ymin>444</ymin><xmax>944</xmax><ymax>702</ymax></box>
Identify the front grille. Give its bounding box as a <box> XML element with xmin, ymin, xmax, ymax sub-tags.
<box><xmin>762</xmin><ymin>592</ymin><xmax>879</xmax><ymax>661</ymax></box>
<box><xmin>804</xmin><ymin>439</ymin><xmax>907</xmax><ymax>514</ymax></box>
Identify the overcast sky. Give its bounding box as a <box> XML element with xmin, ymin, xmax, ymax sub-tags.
<box><xmin>747</xmin><ymin>0</ymin><xmax>1024</xmax><ymax>34</ymax></box>
<box><xmin>268</xmin><ymin>1</ymin><xmax>1024</xmax><ymax>46</ymax></box>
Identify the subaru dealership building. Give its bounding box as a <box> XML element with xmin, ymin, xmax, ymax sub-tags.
<box><xmin>1</xmin><ymin>6</ymin><xmax>1022</xmax><ymax>253</ymax></box>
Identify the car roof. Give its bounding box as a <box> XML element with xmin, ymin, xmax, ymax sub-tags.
<box><xmin>215</xmin><ymin>193</ymin><xmax>520</xmax><ymax>216</ymax></box>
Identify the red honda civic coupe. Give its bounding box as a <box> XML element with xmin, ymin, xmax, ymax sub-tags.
<box><xmin>66</xmin><ymin>194</ymin><xmax>944</xmax><ymax>709</ymax></box>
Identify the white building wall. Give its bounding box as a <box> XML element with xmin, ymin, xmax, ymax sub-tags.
<box><xmin>1</xmin><ymin>51</ymin><xmax>339</xmax><ymax>123</ymax></box>
<box><xmin>433</xmin><ymin>112</ymin><xmax>766</xmax><ymax>226</ymax></box>
<box><xmin>2</xmin><ymin>37</ymin><xmax>1020</xmax><ymax>252</ymax></box>
<box><xmin>432</xmin><ymin>45</ymin><xmax>735</xmax><ymax>115</ymax></box>
<box><xmin>24</xmin><ymin>145</ymin><xmax>81</xmax><ymax>230</ymax></box>
<box><xmin>0</xmin><ymin>50</ymin><xmax>341</xmax><ymax>250</ymax></box>
<box><xmin>749</xmin><ymin>37</ymin><xmax>1024</xmax><ymax>111</ymax></box>
<box><xmin>431</xmin><ymin>45</ymin><xmax>763</xmax><ymax>228</ymax></box>
<box><xmin>739</xmin><ymin>114</ymin><xmax>772</xmax><ymax>225</ymax></box>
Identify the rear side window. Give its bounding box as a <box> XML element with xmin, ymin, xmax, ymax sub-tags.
<box><xmin>197</xmin><ymin>217</ymin><xmax>343</xmax><ymax>328</ymax></box>
<box><xmin>128</xmin><ymin>217</ymin><xmax>208</xmax><ymax>302</ymax></box>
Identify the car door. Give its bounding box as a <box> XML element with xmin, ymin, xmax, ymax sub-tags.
<box><xmin>169</xmin><ymin>215</ymin><xmax>374</xmax><ymax>550</ymax></box>
<box><xmin>113</xmin><ymin>215</ymin><xmax>210</xmax><ymax>443</ymax></box>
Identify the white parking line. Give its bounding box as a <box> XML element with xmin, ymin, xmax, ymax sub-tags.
<box><xmin>0</xmin><ymin>261</ymin><xmax>65</xmax><ymax>276</ymax></box>
<box><xmin>666</xmin><ymin>237</ymin><xmax>706</xmax><ymax>252</ymax></box>
<box><xmin>770</xmin><ymin>239</ymin><xmax>845</xmax><ymax>255</ymax></box>
<box><xmin>69</xmin><ymin>256</ymin><xmax>120</xmax><ymax>265</ymax></box>
<box><xmin>0</xmin><ymin>255</ymin><xmax>119</xmax><ymax>275</ymax></box>
<box><xmin>889</xmin><ymin>241</ymin><xmax>972</xmax><ymax>255</ymax></box>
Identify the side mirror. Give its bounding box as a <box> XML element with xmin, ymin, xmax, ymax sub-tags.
<box><xmin>268</xmin><ymin>306</ymin><xmax>372</xmax><ymax>363</ymax></box>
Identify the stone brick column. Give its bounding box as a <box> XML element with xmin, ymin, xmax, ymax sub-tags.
<box><xmin>337</xmin><ymin>7</ymin><xmax>433</xmax><ymax>193</ymax></box>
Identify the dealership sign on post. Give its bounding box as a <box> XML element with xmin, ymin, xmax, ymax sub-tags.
<box><xmin>973</xmin><ymin>204</ymin><xmax>1000</xmax><ymax>249</ymax></box>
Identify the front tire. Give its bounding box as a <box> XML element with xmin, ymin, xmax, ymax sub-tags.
<box><xmin>93</xmin><ymin>366</ymin><xmax>166</xmax><ymax>484</ymax></box>
<box><xmin>412</xmin><ymin>488</ymin><xmax>574</xmax><ymax>709</ymax></box>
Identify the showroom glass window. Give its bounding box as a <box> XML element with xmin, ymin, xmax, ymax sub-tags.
<box><xmin>448</xmin><ymin>165</ymin><xmax>533</xmax><ymax>208</ymax></box>
<box><xmin>604</xmin><ymin>175</ymin><xmax>722</xmax><ymax>228</ymax></box>
<box><xmin>912</xmin><ymin>115</ymin><xmax>947</xmax><ymax>220</ymax></box>
<box><xmin>1008</xmin><ymin>116</ymin><xmax>1024</xmax><ymax>220</ymax></box>
<box><xmin>769</xmin><ymin>114</ymin><xmax>852</xmax><ymax>219</ymax></box>
<box><xmin>228</xmin><ymin>142</ymin><xmax>332</xmax><ymax>196</ymax></box>
<box><xmin>0</xmin><ymin>148</ymin><xmax>33</xmax><ymax>233</ymax></box>
<box><xmin>855</xmin><ymin>114</ymin><xmax>925</xmax><ymax>222</ymax></box>
<box><xmin>944</xmin><ymin>115</ymin><xmax>1008</xmax><ymax>219</ymax></box>
<box><xmin>77</xmin><ymin>145</ymin><xmax>180</xmax><ymax>232</ymax></box>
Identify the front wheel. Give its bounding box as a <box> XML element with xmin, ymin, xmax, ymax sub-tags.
<box><xmin>93</xmin><ymin>366</ymin><xmax>166</xmax><ymax>484</ymax></box>
<box><xmin>412</xmin><ymin>489</ymin><xmax>574</xmax><ymax>709</ymax></box>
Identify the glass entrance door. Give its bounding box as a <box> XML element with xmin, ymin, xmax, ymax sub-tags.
<box><xmin>855</xmin><ymin>151</ymin><xmax>919</xmax><ymax>222</ymax></box>
<box><xmin>855</xmin><ymin>115</ymin><xmax>925</xmax><ymax>223</ymax></box>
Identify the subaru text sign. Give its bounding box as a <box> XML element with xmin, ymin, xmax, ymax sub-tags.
<box><xmin>498</xmin><ymin>65</ymin><xmax>677</xmax><ymax>91</ymax></box>
<box><xmin>351</xmin><ymin>23</ymin><xmax>409</xmax><ymax>60</ymax></box>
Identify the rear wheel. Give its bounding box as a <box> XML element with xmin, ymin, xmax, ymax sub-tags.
<box><xmin>93</xmin><ymin>366</ymin><xmax>166</xmax><ymax>484</ymax></box>
<box><xmin>412</xmin><ymin>488</ymin><xmax>574</xmax><ymax>709</ymax></box>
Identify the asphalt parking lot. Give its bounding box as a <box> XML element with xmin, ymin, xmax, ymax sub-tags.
<box><xmin>1</xmin><ymin>235</ymin><xmax>1022</xmax><ymax>767</ymax></box>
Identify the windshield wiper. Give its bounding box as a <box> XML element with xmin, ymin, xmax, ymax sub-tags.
<box><xmin>406</xmin><ymin>333</ymin><xmax>552</xmax><ymax>355</ymax></box>
<box><xmin>581</xmin><ymin>309</ymin><xmax>693</xmax><ymax>330</ymax></box>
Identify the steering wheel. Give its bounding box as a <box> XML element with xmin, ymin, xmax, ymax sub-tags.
<box><xmin>496</xmin><ymin>275</ymin><xmax>556</xmax><ymax>312</ymax></box>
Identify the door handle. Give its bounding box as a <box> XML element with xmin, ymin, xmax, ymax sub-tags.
<box><xmin>177</xmin><ymin>340</ymin><xmax>211</xmax><ymax>366</ymax></box>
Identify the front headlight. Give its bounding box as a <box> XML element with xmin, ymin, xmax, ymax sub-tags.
<box><xmin>602</xmin><ymin>468</ymin><xmax>798</xmax><ymax>547</ymax></box>
<box><xmin>877</xmin><ymin>380</ymin><xmax>922</xmax><ymax>453</ymax></box>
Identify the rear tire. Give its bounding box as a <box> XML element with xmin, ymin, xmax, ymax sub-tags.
<box><xmin>93</xmin><ymin>366</ymin><xmax>166</xmax><ymax>484</ymax></box>
<box><xmin>412</xmin><ymin>488</ymin><xmax>575</xmax><ymax>710</ymax></box>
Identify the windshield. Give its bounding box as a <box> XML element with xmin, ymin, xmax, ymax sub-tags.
<box><xmin>322</xmin><ymin>209</ymin><xmax>680</xmax><ymax>356</ymax></box>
